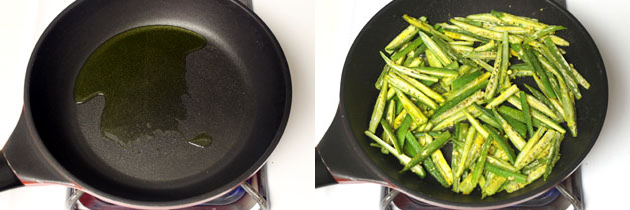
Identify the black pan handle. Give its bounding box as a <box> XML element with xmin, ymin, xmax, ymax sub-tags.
<box><xmin>316</xmin><ymin>107</ymin><xmax>385</xmax><ymax>188</ymax></box>
<box><xmin>315</xmin><ymin>148</ymin><xmax>337</xmax><ymax>187</ymax></box>
<box><xmin>0</xmin><ymin>151</ymin><xmax>22</xmax><ymax>192</ymax></box>
<box><xmin>2</xmin><ymin>112</ymin><xmax>69</xmax><ymax>188</ymax></box>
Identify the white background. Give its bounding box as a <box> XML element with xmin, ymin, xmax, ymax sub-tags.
<box><xmin>0</xmin><ymin>0</ymin><xmax>313</xmax><ymax>209</ymax></box>
<box><xmin>315</xmin><ymin>0</ymin><xmax>630</xmax><ymax>209</ymax></box>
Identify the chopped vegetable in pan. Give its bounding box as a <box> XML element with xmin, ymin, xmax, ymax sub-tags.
<box><xmin>364</xmin><ymin>10</ymin><xmax>589</xmax><ymax>198</ymax></box>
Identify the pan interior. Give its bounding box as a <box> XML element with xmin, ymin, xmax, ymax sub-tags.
<box><xmin>341</xmin><ymin>0</ymin><xmax>606</xmax><ymax>207</ymax></box>
<box><xmin>26</xmin><ymin>0</ymin><xmax>289</xmax><ymax>204</ymax></box>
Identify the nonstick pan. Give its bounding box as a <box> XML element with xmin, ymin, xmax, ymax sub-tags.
<box><xmin>0</xmin><ymin>0</ymin><xmax>291</xmax><ymax>209</ymax></box>
<box><xmin>316</xmin><ymin>0</ymin><xmax>607</xmax><ymax>208</ymax></box>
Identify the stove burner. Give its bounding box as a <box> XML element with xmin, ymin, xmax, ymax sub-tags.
<box><xmin>381</xmin><ymin>168</ymin><xmax>583</xmax><ymax>210</ymax></box>
<box><xmin>66</xmin><ymin>167</ymin><xmax>269</xmax><ymax>210</ymax></box>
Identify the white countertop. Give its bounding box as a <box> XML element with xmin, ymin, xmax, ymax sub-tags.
<box><xmin>315</xmin><ymin>0</ymin><xmax>630</xmax><ymax>209</ymax></box>
<box><xmin>0</xmin><ymin>0</ymin><xmax>313</xmax><ymax>209</ymax></box>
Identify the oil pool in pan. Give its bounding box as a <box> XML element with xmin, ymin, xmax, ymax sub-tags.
<box><xmin>74</xmin><ymin>25</ymin><xmax>212</xmax><ymax>148</ymax></box>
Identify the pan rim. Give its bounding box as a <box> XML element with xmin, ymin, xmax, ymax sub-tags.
<box><xmin>337</xmin><ymin>0</ymin><xmax>607</xmax><ymax>208</ymax></box>
<box><xmin>21</xmin><ymin>0</ymin><xmax>292</xmax><ymax>208</ymax></box>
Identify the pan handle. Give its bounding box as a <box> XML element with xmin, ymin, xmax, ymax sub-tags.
<box><xmin>315</xmin><ymin>148</ymin><xmax>336</xmax><ymax>187</ymax></box>
<box><xmin>2</xmin><ymin>112</ymin><xmax>71</xmax><ymax>187</ymax></box>
<box><xmin>316</xmin><ymin>107</ymin><xmax>385</xmax><ymax>188</ymax></box>
<box><xmin>0</xmin><ymin>151</ymin><xmax>22</xmax><ymax>192</ymax></box>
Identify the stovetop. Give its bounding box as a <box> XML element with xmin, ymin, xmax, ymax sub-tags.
<box><xmin>381</xmin><ymin>168</ymin><xmax>583</xmax><ymax>210</ymax></box>
<box><xmin>67</xmin><ymin>167</ymin><xmax>269</xmax><ymax>210</ymax></box>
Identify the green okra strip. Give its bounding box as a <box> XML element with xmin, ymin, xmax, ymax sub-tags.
<box><xmin>402</xmin><ymin>14</ymin><xmax>453</xmax><ymax>42</ymax></box>
<box><xmin>549</xmin><ymin>35</ymin><xmax>569</xmax><ymax>46</ymax></box>
<box><xmin>509</xmin><ymin>63</ymin><xmax>533</xmax><ymax>71</ymax></box>
<box><xmin>499</xmin><ymin>31</ymin><xmax>510</xmax><ymax>89</ymax></box>
<box><xmin>386</xmin><ymin>88</ymin><xmax>395</xmax><ymax>100</ymax></box>
<box><xmin>520</xmin><ymin>91</ymin><xmax>534</xmax><ymax>137</ymax></box>
<box><xmin>381</xmin><ymin>119</ymin><xmax>401</xmax><ymax>154</ymax></box>
<box><xmin>375</xmin><ymin>65</ymin><xmax>390</xmax><ymax>90</ymax></box>
<box><xmin>394</xmin><ymin>88</ymin><xmax>428</xmax><ymax>126</ymax></box>
<box><xmin>463</xmin><ymin>133</ymin><xmax>493</xmax><ymax>194</ymax></box>
<box><xmin>383</xmin><ymin>99</ymin><xmax>395</xmax><ymax>144</ymax></box>
<box><xmin>395</xmin><ymin>96</ymin><xmax>404</xmax><ymax>115</ymax></box>
<box><xmin>486</xmin><ymin>84</ymin><xmax>519</xmax><ymax>109</ymax></box>
<box><xmin>569</xmin><ymin>64</ymin><xmax>590</xmax><ymax>89</ymax></box>
<box><xmin>464</xmin><ymin>51</ymin><xmax>496</xmax><ymax>60</ymax></box>
<box><xmin>523</xmin><ymin>25</ymin><xmax>566</xmax><ymax>44</ymax></box>
<box><xmin>397</xmin><ymin>73</ymin><xmax>445</xmax><ymax>103</ymax></box>
<box><xmin>451</xmin><ymin>45</ymin><xmax>474</xmax><ymax>54</ymax></box>
<box><xmin>492</xmin><ymin>109</ymin><xmax>527</xmax><ymax>151</ymax></box>
<box><xmin>483</xmin><ymin>125</ymin><xmax>516</xmax><ymax>163</ymax></box>
<box><xmin>497</xmin><ymin>105</ymin><xmax>543</xmax><ymax>127</ymax></box>
<box><xmin>369</xmin><ymin>80</ymin><xmax>388</xmax><ymax>133</ymax></box>
<box><xmin>418</xmin><ymin>31</ymin><xmax>452</xmax><ymax>66</ymax></box>
<box><xmin>556</xmin><ymin>71</ymin><xmax>577</xmax><ymax>137</ymax></box>
<box><xmin>403</xmin><ymin>132</ymin><xmax>451</xmax><ymax>171</ymax></box>
<box><xmin>453</xmin><ymin>17</ymin><xmax>484</xmax><ymax>27</ymax></box>
<box><xmin>474</xmin><ymin>40</ymin><xmax>497</xmax><ymax>52</ymax></box>
<box><xmin>432</xmin><ymin>105</ymin><xmax>481</xmax><ymax>131</ymax></box>
<box><xmin>511</xmin><ymin>93</ymin><xmax>561</xmax><ymax>122</ymax></box>
<box><xmin>365</xmin><ymin>131</ymin><xmax>426</xmax><ymax>178</ymax></box>
<box><xmin>486</xmin><ymin>25</ymin><xmax>533</xmax><ymax>35</ymax></box>
<box><xmin>535</xmin><ymin>51</ymin><xmax>564</xmax><ymax>101</ymax></box>
<box><xmin>421</xmin><ymin>134</ymin><xmax>453</xmax><ymax>186</ymax></box>
<box><xmin>482</xmin><ymin>172</ymin><xmax>508</xmax><ymax>198</ymax></box>
<box><xmin>411</xmin><ymin>133</ymin><xmax>449</xmax><ymax>188</ymax></box>
<box><xmin>472</xmin><ymin>58</ymin><xmax>495</xmax><ymax>73</ymax></box>
<box><xmin>449</xmin><ymin>19</ymin><xmax>523</xmax><ymax>43</ymax></box>
<box><xmin>455</xmin><ymin>126</ymin><xmax>476</xmax><ymax>178</ymax></box>
<box><xmin>448</xmin><ymin>72</ymin><xmax>491</xmax><ymax>101</ymax></box>
<box><xmin>464</xmin><ymin>132</ymin><xmax>486</xmax><ymax>171</ymax></box>
<box><xmin>515</xmin><ymin>130</ymin><xmax>559</xmax><ymax>169</ymax></box>
<box><xmin>443</xmin><ymin>30</ymin><xmax>484</xmax><ymax>42</ymax></box>
<box><xmin>522</xmin><ymin>159</ymin><xmax>543</xmax><ymax>175</ymax></box>
<box><xmin>432</xmin><ymin>75</ymin><xmax>487</xmax><ymax>118</ymax></box>
<box><xmin>542</xmin><ymin>37</ymin><xmax>581</xmax><ymax>99</ymax></box>
<box><xmin>486</xmin><ymin>156</ymin><xmax>518</xmax><ymax>172</ymax></box>
<box><xmin>430</xmin><ymin>90</ymin><xmax>485</xmax><ymax>124</ymax></box>
<box><xmin>524</xmin><ymin>83</ymin><xmax>563</xmax><ymax>120</ymax></box>
<box><xmin>387</xmin><ymin>73</ymin><xmax>438</xmax><ymax>109</ymax></box>
<box><xmin>514</xmin><ymin>127</ymin><xmax>546</xmax><ymax>169</ymax></box>
<box><xmin>407</xmin><ymin>57</ymin><xmax>424</xmax><ymax>68</ymax></box>
<box><xmin>505</xmin><ymin>97</ymin><xmax>565</xmax><ymax>133</ymax></box>
<box><xmin>509</xmin><ymin>69</ymin><xmax>534</xmax><ymax>78</ymax></box>
<box><xmin>402</xmin><ymin>51</ymin><xmax>416</xmax><ymax>67</ymax></box>
<box><xmin>472</xmin><ymin>104</ymin><xmax>501</xmax><ymax>129</ymax></box>
<box><xmin>491</xmin><ymin>10</ymin><xmax>547</xmax><ymax>30</ymax></box>
<box><xmin>381</xmin><ymin>51</ymin><xmax>439</xmax><ymax>82</ymax></box>
<box><xmin>451</xmin><ymin>143</ymin><xmax>461</xmax><ymax>192</ymax></box>
<box><xmin>396</xmin><ymin>115</ymin><xmax>413</xmax><ymax>151</ymax></box>
<box><xmin>391</xmin><ymin>37</ymin><xmax>423</xmax><ymax>61</ymax></box>
<box><xmin>450</xmin><ymin>40</ymin><xmax>475</xmax><ymax>46</ymax></box>
<box><xmin>544</xmin><ymin>133</ymin><xmax>562</xmax><ymax>180</ymax></box>
<box><xmin>411</xmin><ymin>66</ymin><xmax>459</xmax><ymax>77</ymax></box>
<box><xmin>542</xmin><ymin>136</ymin><xmax>559</xmax><ymax>181</ymax></box>
<box><xmin>385</xmin><ymin>25</ymin><xmax>419</xmax><ymax>54</ymax></box>
<box><xmin>485</xmin><ymin>163</ymin><xmax>527</xmax><ymax>184</ymax></box>
<box><xmin>523</xmin><ymin>44</ymin><xmax>556</xmax><ymax>99</ymax></box>
<box><xmin>484</xmin><ymin>44</ymin><xmax>502</xmax><ymax>101</ymax></box>
<box><xmin>503</xmin><ymin>114</ymin><xmax>528</xmax><ymax>138</ymax></box>
<box><xmin>432</xmin><ymin>36</ymin><xmax>477</xmax><ymax>67</ymax></box>
<box><xmin>452</xmin><ymin>71</ymin><xmax>482</xmax><ymax>91</ymax></box>
<box><xmin>464</xmin><ymin>110</ymin><xmax>489</xmax><ymax>138</ymax></box>
<box><xmin>467</xmin><ymin>13</ymin><xmax>502</xmax><ymax>23</ymax></box>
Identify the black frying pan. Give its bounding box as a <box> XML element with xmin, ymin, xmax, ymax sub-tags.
<box><xmin>0</xmin><ymin>0</ymin><xmax>290</xmax><ymax>208</ymax></box>
<box><xmin>316</xmin><ymin>0</ymin><xmax>607</xmax><ymax>208</ymax></box>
